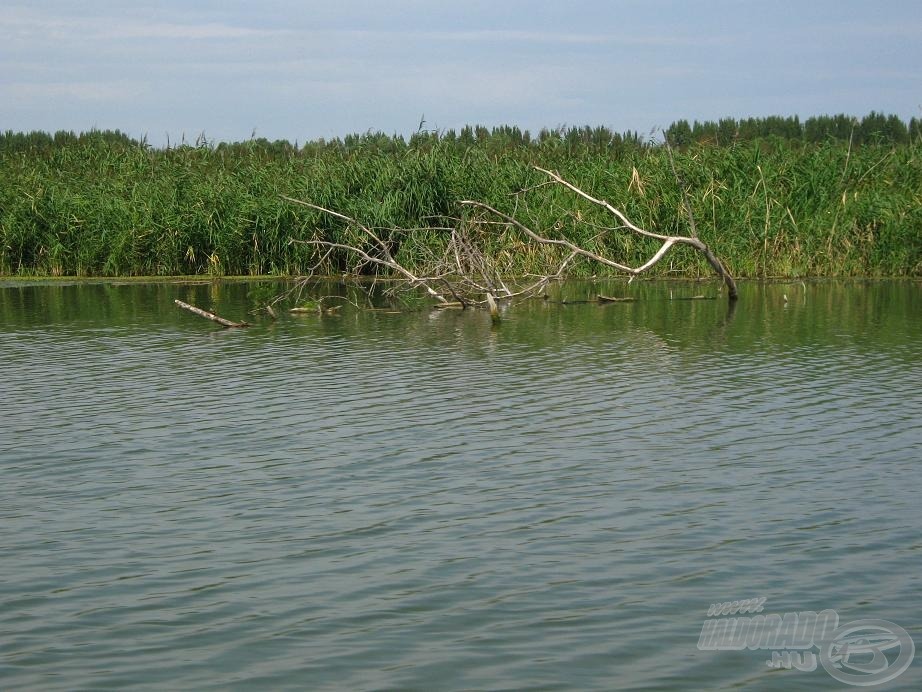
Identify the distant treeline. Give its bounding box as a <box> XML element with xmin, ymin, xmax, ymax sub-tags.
<box><xmin>2</xmin><ymin>112</ymin><xmax>920</xmax><ymax>156</ymax></box>
<box><xmin>1</xmin><ymin>113</ymin><xmax>920</xmax><ymax>278</ymax></box>
<box><xmin>665</xmin><ymin>112</ymin><xmax>919</xmax><ymax>147</ymax></box>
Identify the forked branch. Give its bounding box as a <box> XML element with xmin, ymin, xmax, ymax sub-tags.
<box><xmin>527</xmin><ymin>167</ymin><xmax>738</xmax><ymax>299</ymax></box>
<box><xmin>280</xmin><ymin>165</ymin><xmax>737</xmax><ymax>311</ymax></box>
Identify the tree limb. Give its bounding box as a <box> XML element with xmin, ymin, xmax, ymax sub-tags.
<box><xmin>278</xmin><ymin>162</ymin><xmax>738</xmax><ymax>312</ymax></box>
<box><xmin>528</xmin><ymin>167</ymin><xmax>738</xmax><ymax>299</ymax></box>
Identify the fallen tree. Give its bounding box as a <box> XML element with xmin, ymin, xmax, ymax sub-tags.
<box><xmin>278</xmin><ymin>166</ymin><xmax>738</xmax><ymax>311</ymax></box>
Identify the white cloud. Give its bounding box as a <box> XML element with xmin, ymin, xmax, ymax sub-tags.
<box><xmin>1</xmin><ymin>1</ymin><xmax>919</xmax><ymax>145</ymax></box>
<box><xmin>833</xmin><ymin>21</ymin><xmax>922</xmax><ymax>40</ymax></box>
<box><xmin>1</xmin><ymin>6</ymin><xmax>286</xmax><ymax>43</ymax></box>
<box><xmin>1</xmin><ymin>7</ymin><xmax>723</xmax><ymax>50</ymax></box>
<box><xmin>3</xmin><ymin>80</ymin><xmax>147</xmax><ymax>103</ymax></box>
<box><xmin>415</xmin><ymin>28</ymin><xmax>734</xmax><ymax>48</ymax></box>
<box><xmin>101</xmin><ymin>20</ymin><xmax>284</xmax><ymax>40</ymax></box>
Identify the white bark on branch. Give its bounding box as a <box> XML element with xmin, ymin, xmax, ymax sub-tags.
<box><xmin>279</xmin><ymin>164</ymin><xmax>737</xmax><ymax>311</ymax></box>
<box><xmin>174</xmin><ymin>299</ymin><xmax>248</xmax><ymax>328</ymax></box>
<box><xmin>528</xmin><ymin>167</ymin><xmax>738</xmax><ymax>299</ymax></box>
<box><xmin>460</xmin><ymin>199</ymin><xmax>672</xmax><ymax>276</ymax></box>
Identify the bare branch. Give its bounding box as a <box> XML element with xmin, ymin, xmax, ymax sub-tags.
<box><xmin>277</xmin><ymin>161</ymin><xmax>738</xmax><ymax>314</ymax></box>
<box><xmin>280</xmin><ymin>195</ymin><xmax>396</xmax><ymax>263</ymax></box>
<box><xmin>528</xmin><ymin>167</ymin><xmax>738</xmax><ymax>299</ymax></box>
<box><xmin>532</xmin><ymin>166</ymin><xmax>671</xmax><ymax>241</ymax></box>
<box><xmin>283</xmin><ymin>195</ymin><xmax>450</xmax><ymax>304</ymax></box>
<box><xmin>460</xmin><ymin>200</ymin><xmax>662</xmax><ymax>276</ymax></box>
<box><xmin>175</xmin><ymin>299</ymin><xmax>248</xmax><ymax>328</ymax></box>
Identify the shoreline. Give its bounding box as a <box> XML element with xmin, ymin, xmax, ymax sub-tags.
<box><xmin>1</xmin><ymin>274</ymin><xmax>917</xmax><ymax>285</ymax></box>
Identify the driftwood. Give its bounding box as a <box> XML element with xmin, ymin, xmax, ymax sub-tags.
<box><xmin>597</xmin><ymin>295</ymin><xmax>637</xmax><ymax>303</ymax></box>
<box><xmin>174</xmin><ymin>299</ymin><xmax>249</xmax><ymax>328</ymax></box>
<box><xmin>280</xmin><ymin>166</ymin><xmax>738</xmax><ymax>311</ymax></box>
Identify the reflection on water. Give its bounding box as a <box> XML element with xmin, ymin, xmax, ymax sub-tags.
<box><xmin>1</xmin><ymin>279</ymin><xmax>920</xmax><ymax>690</ymax></box>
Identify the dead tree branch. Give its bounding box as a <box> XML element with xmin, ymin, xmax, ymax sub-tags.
<box><xmin>175</xmin><ymin>299</ymin><xmax>249</xmax><ymax>328</ymax></box>
<box><xmin>459</xmin><ymin>199</ymin><xmax>677</xmax><ymax>275</ymax></box>
<box><xmin>281</xmin><ymin>196</ymin><xmax>451</xmax><ymax>304</ymax></box>
<box><xmin>529</xmin><ymin>167</ymin><xmax>738</xmax><ymax>299</ymax></box>
<box><xmin>278</xmin><ymin>165</ymin><xmax>737</xmax><ymax>312</ymax></box>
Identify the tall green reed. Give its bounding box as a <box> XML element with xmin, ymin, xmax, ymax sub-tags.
<box><xmin>1</xmin><ymin>122</ymin><xmax>919</xmax><ymax>277</ymax></box>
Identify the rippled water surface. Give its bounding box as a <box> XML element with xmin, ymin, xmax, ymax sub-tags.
<box><xmin>1</xmin><ymin>280</ymin><xmax>920</xmax><ymax>690</ymax></box>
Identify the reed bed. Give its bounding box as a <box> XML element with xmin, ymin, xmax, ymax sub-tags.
<box><xmin>1</xmin><ymin>117</ymin><xmax>920</xmax><ymax>278</ymax></box>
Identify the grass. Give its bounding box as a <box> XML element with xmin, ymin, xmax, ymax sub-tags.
<box><xmin>1</xmin><ymin>121</ymin><xmax>920</xmax><ymax>278</ymax></box>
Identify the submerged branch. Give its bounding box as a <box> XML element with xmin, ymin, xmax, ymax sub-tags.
<box><xmin>174</xmin><ymin>299</ymin><xmax>249</xmax><ymax>328</ymax></box>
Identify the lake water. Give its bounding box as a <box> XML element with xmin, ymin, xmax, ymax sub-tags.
<box><xmin>1</xmin><ymin>279</ymin><xmax>920</xmax><ymax>690</ymax></box>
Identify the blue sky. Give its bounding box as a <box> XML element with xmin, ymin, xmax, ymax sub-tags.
<box><xmin>2</xmin><ymin>0</ymin><xmax>921</xmax><ymax>145</ymax></box>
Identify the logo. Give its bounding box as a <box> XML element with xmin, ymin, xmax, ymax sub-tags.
<box><xmin>698</xmin><ymin>599</ymin><xmax>915</xmax><ymax>686</ymax></box>
<box><xmin>820</xmin><ymin>619</ymin><xmax>915</xmax><ymax>686</ymax></box>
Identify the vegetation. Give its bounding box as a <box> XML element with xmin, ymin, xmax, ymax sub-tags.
<box><xmin>1</xmin><ymin>113</ymin><xmax>920</xmax><ymax>278</ymax></box>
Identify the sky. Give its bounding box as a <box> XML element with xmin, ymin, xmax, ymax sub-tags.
<box><xmin>2</xmin><ymin>0</ymin><xmax>921</xmax><ymax>146</ymax></box>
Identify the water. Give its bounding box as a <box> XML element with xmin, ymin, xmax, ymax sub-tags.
<box><xmin>1</xmin><ymin>279</ymin><xmax>920</xmax><ymax>690</ymax></box>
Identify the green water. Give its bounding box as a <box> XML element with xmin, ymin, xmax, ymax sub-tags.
<box><xmin>1</xmin><ymin>279</ymin><xmax>920</xmax><ymax>690</ymax></box>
